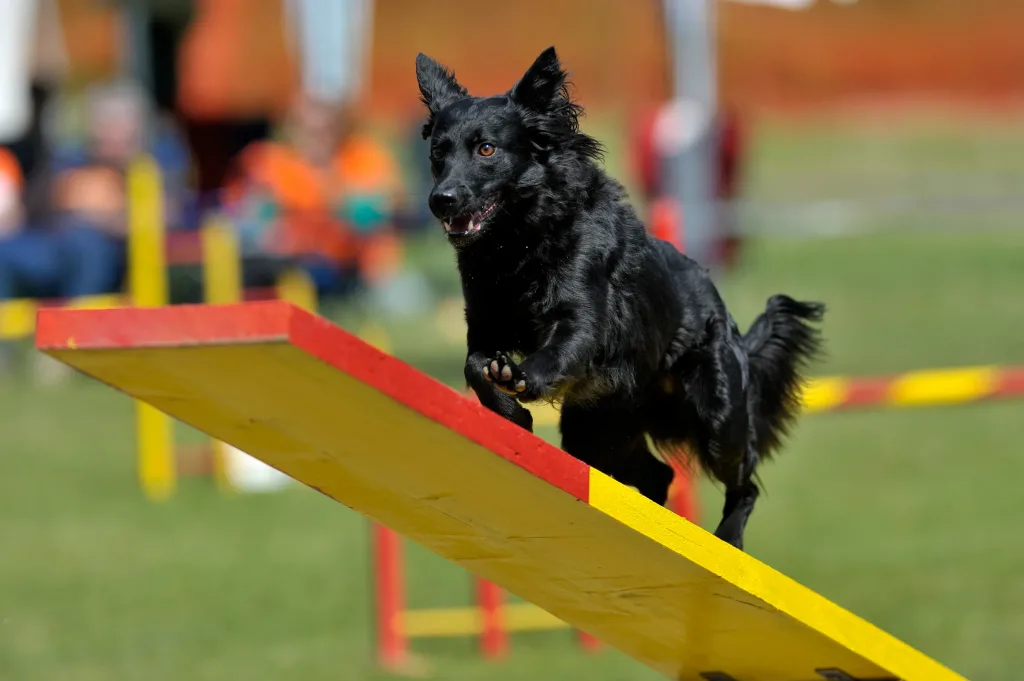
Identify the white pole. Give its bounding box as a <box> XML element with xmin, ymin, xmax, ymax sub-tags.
<box><xmin>286</xmin><ymin>0</ymin><xmax>373</xmax><ymax>103</ymax></box>
<box><xmin>0</xmin><ymin>0</ymin><xmax>39</xmax><ymax>143</ymax></box>
<box><xmin>662</xmin><ymin>0</ymin><xmax>719</xmax><ymax>266</ymax></box>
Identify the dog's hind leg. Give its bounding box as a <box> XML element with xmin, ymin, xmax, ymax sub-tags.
<box><xmin>615</xmin><ymin>445</ymin><xmax>676</xmax><ymax>506</ymax></box>
<box><xmin>712</xmin><ymin>454</ymin><xmax>760</xmax><ymax>550</ymax></box>
<box><xmin>560</xmin><ymin>399</ymin><xmax>674</xmax><ymax>506</ymax></box>
<box><xmin>670</xmin><ymin>316</ymin><xmax>762</xmax><ymax>550</ymax></box>
<box><xmin>701</xmin><ymin>383</ymin><xmax>762</xmax><ymax>551</ymax></box>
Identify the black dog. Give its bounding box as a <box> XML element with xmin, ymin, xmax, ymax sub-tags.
<box><xmin>415</xmin><ymin>46</ymin><xmax>825</xmax><ymax>550</ymax></box>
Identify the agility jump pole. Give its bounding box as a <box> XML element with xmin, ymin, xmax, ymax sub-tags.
<box><xmin>126</xmin><ymin>155</ymin><xmax>174</xmax><ymax>501</ymax></box>
<box><xmin>372</xmin><ymin>473</ymin><xmax>695</xmax><ymax>665</ymax></box>
<box><xmin>370</xmin><ymin>464</ymin><xmax>698</xmax><ymax>664</ymax></box>
<box><xmin>125</xmin><ymin>156</ymin><xmax>319</xmax><ymax>499</ymax></box>
<box><xmin>36</xmin><ymin>301</ymin><xmax>970</xmax><ymax>681</ymax></box>
<box><xmin>526</xmin><ymin>364</ymin><xmax>1024</xmax><ymax>429</ymax></box>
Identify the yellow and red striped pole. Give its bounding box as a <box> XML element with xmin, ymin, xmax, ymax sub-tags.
<box><xmin>801</xmin><ymin>365</ymin><xmax>1024</xmax><ymax>413</ymax></box>
<box><xmin>525</xmin><ymin>365</ymin><xmax>1024</xmax><ymax>429</ymax></box>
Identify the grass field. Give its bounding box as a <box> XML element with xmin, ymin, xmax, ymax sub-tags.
<box><xmin>2</xmin><ymin>117</ymin><xmax>1024</xmax><ymax>681</ymax></box>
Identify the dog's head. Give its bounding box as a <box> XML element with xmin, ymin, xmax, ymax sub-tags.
<box><xmin>415</xmin><ymin>46</ymin><xmax>603</xmax><ymax>245</ymax></box>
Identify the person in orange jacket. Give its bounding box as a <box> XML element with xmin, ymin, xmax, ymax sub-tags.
<box><xmin>222</xmin><ymin>92</ymin><xmax>404</xmax><ymax>296</ymax></box>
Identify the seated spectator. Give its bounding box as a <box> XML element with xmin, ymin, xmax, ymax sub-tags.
<box><xmin>631</xmin><ymin>103</ymin><xmax>746</xmax><ymax>269</ymax></box>
<box><xmin>0</xmin><ymin>80</ymin><xmax>157</xmax><ymax>301</ymax></box>
<box><xmin>221</xmin><ymin>93</ymin><xmax>405</xmax><ymax>297</ymax></box>
<box><xmin>0</xmin><ymin>147</ymin><xmax>25</xmax><ymax>252</ymax></box>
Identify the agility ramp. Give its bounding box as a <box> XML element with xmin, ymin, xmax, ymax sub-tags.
<box><xmin>36</xmin><ymin>301</ymin><xmax>967</xmax><ymax>681</ymax></box>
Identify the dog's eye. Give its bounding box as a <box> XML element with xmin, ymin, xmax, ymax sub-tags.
<box><xmin>430</xmin><ymin>147</ymin><xmax>444</xmax><ymax>161</ymax></box>
<box><xmin>478</xmin><ymin>143</ymin><xmax>496</xmax><ymax>157</ymax></box>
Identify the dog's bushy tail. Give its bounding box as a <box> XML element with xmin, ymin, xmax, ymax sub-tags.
<box><xmin>742</xmin><ymin>294</ymin><xmax>826</xmax><ymax>460</ymax></box>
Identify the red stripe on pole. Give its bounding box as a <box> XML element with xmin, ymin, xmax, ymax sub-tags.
<box><xmin>373</xmin><ymin>524</ymin><xmax>407</xmax><ymax>669</ymax></box>
<box><xmin>843</xmin><ymin>378</ymin><xmax>890</xmax><ymax>408</ymax></box>
<box><xmin>477</xmin><ymin>578</ymin><xmax>508</xmax><ymax>659</ymax></box>
<box><xmin>577</xmin><ymin>629</ymin><xmax>602</xmax><ymax>652</ymax></box>
<box><xmin>993</xmin><ymin>367</ymin><xmax>1024</xmax><ymax>399</ymax></box>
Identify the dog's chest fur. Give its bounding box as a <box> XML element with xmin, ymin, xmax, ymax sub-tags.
<box><xmin>457</xmin><ymin>242</ymin><xmax>558</xmax><ymax>357</ymax></box>
<box><xmin>456</xmin><ymin>227</ymin><xmax>683</xmax><ymax>405</ymax></box>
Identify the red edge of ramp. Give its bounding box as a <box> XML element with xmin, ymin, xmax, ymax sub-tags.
<box><xmin>34</xmin><ymin>301</ymin><xmax>590</xmax><ymax>503</ymax></box>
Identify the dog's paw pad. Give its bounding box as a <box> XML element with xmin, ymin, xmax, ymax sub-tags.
<box><xmin>484</xmin><ymin>352</ymin><xmax>526</xmax><ymax>396</ymax></box>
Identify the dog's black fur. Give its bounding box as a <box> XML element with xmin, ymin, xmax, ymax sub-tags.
<box><xmin>415</xmin><ymin>46</ymin><xmax>825</xmax><ymax>550</ymax></box>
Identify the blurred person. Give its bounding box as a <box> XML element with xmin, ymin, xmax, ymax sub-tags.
<box><xmin>176</xmin><ymin>0</ymin><xmax>293</xmax><ymax>211</ymax></box>
<box><xmin>2</xmin><ymin>81</ymin><xmax>154</xmax><ymax>305</ymax></box>
<box><xmin>632</xmin><ymin>103</ymin><xmax>746</xmax><ymax>269</ymax></box>
<box><xmin>0</xmin><ymin>79</ymin><xmax>191</xmax><ymax>298</ymax></box>
<box><xmin>222</xmin><ymin>92</ymin><xmax>406</xmax><ymax>301</ymax></box>
<box><xmin>0</xmin><ymin>148</ymin><xmax>27</xmax><ymax>274</ymax></box>
<box><xmin>0</xmin><ymin>147</ymin><xmax>24</xmax><ymax>372</ymax></box>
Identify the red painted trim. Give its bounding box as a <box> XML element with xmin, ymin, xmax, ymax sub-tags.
<box><xmin>35</xmin><ymin>301</ymin><xmax>292</xmax><ymax>350</ymax></box>
<box><xmin>36</xmin><ymin>302</ymin><xmax>592</xmax><ymax>503</ymax></box>
<box><xmin>287</xmin><ymin>305</ymin><xmax>591</xmax><ymax>503</ymax></box>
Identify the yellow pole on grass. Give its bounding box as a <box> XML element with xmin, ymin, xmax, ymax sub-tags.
<box><xmin>275</xmin><ymin>267</ymin><xmax>318</xmax><ymax>313</ymax></box>
<box><xmin>200</xmin><ymin>214</ymin><xmax>243</xmax><ymax>494</ymax></box>
<box><xmin>126</xmin><ymin>155</ymin><xmax>174</xmax><ymax>502</ymax></box>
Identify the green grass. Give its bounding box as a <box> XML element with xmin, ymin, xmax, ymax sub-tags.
<box><xmin>2</xmin><ymin>119</ymin><xmax>1024</xmax><ymax>681</ymax></box>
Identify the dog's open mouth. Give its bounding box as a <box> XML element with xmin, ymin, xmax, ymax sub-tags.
<box><xmin>444</xmin><ymin>202</ymin><xmax>498</xmax><ymax>237</ymax></box>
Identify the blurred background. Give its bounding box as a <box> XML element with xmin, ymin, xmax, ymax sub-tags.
<box><xmin>1</xmin><ymin>0</ymin><xmax>1022</xmax><ymax>679</ymax></box>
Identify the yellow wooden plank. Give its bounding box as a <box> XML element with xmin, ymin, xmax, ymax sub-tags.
<box><xmin>588</xmin><ymin>470</ymin><xmax>962</xmax><ymax>681</ymax></box>
<box><xmin>36</xmin><ymin>303</ymin><xmax>969</xmax><ymax>681</ymax></box>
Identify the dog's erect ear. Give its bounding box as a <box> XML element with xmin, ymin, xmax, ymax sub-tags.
<box><xmin>508</xmin><ymin>46</ymin><xmax>566</xmax><ymax>111</ymax></box>
<box><xmin>415</xmin><ymin>53</ymin><xmax>467</xmax><ymax>117</ymax></box>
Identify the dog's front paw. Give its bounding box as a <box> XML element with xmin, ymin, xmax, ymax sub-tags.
<box><xmin>482</xmin><ymin>352</ymin><xmax>528</xmax><ymax>396</ymax></box>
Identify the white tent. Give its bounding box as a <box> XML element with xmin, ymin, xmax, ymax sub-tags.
<box><xmin>0</xmin><ymin>0</ymin><xmax>39</xmax><ymax>142</ymax></box>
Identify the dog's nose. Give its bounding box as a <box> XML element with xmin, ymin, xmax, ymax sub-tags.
<box><xmin>429</xmin><ymin>187</ymin><xmax>460</xmax><ymax>218</ymax></box>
